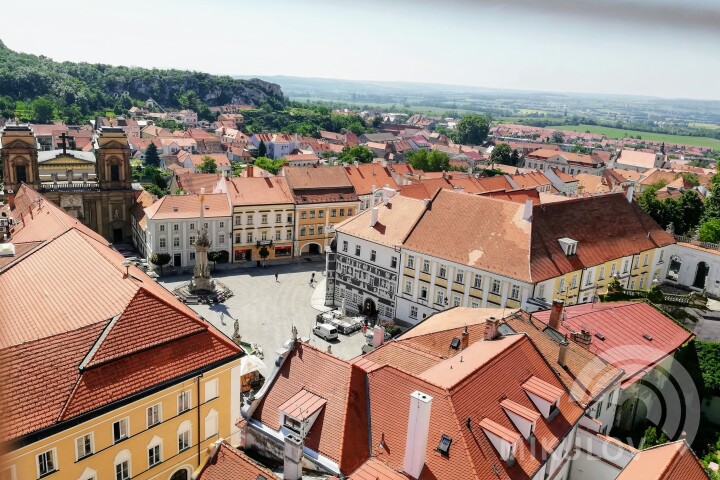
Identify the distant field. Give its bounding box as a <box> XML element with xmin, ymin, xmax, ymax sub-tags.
<box><xmin>690</xmin><ymin>122</ymin><xmax>720</xmax><ymax>130</ymax></box>
<box><xmin>547</xmin><ymin>124</ymin><xmax>720</xmax><ymax>149</ymax></box>
<box><xmin>518</xmin><ymin>109</ymin><xmax>548</xmax><ymax>115</ymax></box>
<box><xmin>291</xmin><ymin>96</ymin><xmax>478</xmax><ymax>116</ymax></box>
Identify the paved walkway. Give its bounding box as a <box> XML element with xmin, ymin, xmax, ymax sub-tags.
<box><xmin>310</xmin><ymin>278</ymin><xmax>332</xmax><ymax>312</ymax></box>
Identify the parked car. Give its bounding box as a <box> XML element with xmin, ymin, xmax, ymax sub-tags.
<box><xmin>313</xmin><ymin>324</ymin><xmax>338</xmax><ymax>341</ymax></box>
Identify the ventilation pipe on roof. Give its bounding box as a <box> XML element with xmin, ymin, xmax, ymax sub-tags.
<box><xmin>246</xmin><ymin>165</ymin><xmax>253</xmax><ymax>178</ymax></box>
<box><xmin>548</xmin><ymin>300</ymin><xmax>564</xmax><ymax>330</ymax></box>
<box><xmin>283</xmin><ymin>433</ymin><xmax>303</xmax><ymax>480</ymax></box>
<box><xmin>460</xmin><ymin>325</ymin><xmax>469</xmax><ymax>350</ymax></box>
<box><xmin>370</xmin><ymin>207</ymin><xmax>379</xmax><ymax>227</ymax></box>
<box><xmin>403</xmin><ymin>391</ymin><xmax>433</xmax><ymax>479</ymax></box>
<box><xmin>523</xmin><ymin>199</ymin><xmax>533</xmax><ymax>221</ymax></box>
<box><xmin>626</xmin><ymin>185</ymin><xmax>635</xmax><ymax>203</ymax></box>
<box><xmin>558</xmin><ymin>338</ymin><xmax>569</xmax><ymax>368</ymax></box>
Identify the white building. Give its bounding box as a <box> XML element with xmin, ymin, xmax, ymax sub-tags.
<box><xmin>662</xmin><ymin>240</ymin><xmax>720</xmax><ymax>297</ymax></box>
<box><xmin>525</xmin><ymin>148</ymin><xmax>605</xmax><ymax>176</ymax></box>
<box><xmin>144</xmin><ymin>193</ymin><xmax>232</xmax><ymax>269</ymax></box>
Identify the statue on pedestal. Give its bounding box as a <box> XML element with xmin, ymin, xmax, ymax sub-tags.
<box><xmin>189</xmin><ymin>194</ymin><xmax>214</xmax><ymax>293</ymax></box>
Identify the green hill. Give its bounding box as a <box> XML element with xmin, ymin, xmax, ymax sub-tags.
<box><xmin>0</xmin><ymin>40</ymin><xmax>286</xmax><ymax>123</ymax></box>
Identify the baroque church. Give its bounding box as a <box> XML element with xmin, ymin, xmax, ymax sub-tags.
<box><xmin>1</xmin><ymin>124</ymin><xmax>136</xmax><ymax>243</ymax></box>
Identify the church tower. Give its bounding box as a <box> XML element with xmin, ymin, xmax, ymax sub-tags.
<box><xmin>95</xmin><ymin>126</ymin><xmax>132</xmax><ymax>190</ymax></box>
<box><xmin>0</xmin><ymin>125</ymin><xmax>41</xmax><ymax>193</ymax></box>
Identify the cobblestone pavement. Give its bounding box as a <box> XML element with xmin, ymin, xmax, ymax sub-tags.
<box><xmin>158</xmin><ymin>260</ymin><xmax>366</xmax><ymax>375</ymax></box>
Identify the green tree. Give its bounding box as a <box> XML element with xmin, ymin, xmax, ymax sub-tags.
<box><xmin>372</xmin><ymin>116</ymin><xmax>382</xmax><ymax>128</ymax></box>
<box><xmin>259</xmin><ymin>246</ymin><xmax>270</xmax><ymax>262</ymax></box>
<box><xmin>208</xmin><ymin>251</ymin><xmax>221</xmax><ymax>270</ymax></box>
<box><xmin>680</xmin><ymin>173</ymin><xmax>700</xmax><ymax>187</ymax></box>
<box><xmin>150</xmin><ymin>252</ymin><xmax>171</xmax><ymax>273</ymax></box>
<box><xmin>551</xmin><ymin>131</ymin><xmax>565</xmax><ymax>144</ymax></box>
<box><xmin>198</xmin><ymin>156</ymin><xmax>218</xmax><ymax>173</ymax></box>
<box><xmin>637</xmin><ymin>183</ymin><xmax>668</xmax><ymax>228</ymax></box>
<box><xmin>30</xmin><ymin>97</ymin><xmax>55</xmax><ymax>123</ymax></box>
<box><xmin>144</xmin><ymin>143</ymin><xmax>161</xmax><ymax>167</ymax></box>
<box><xmin>702</xmin><ymin>182</ymin><xmax>720</xmax><ymax>222</ymax></box>
<box><xmin>254</xmin><ymin>157</ymin><xmax>284</xmax><ymax>175</ymax></box>
<box><xmin>490</xmin><ymin>143</ymin><xmax>513</xmax><ymax>166</ymax></box>
<box><xmin>698</xmin><ymin>219</ymin><xmax>720</xmax><ymax>243</ymax></box>
<box><xmin>62</xmin><ymin>104</ymin><xmax>84</xmax><ymax>125</ymax></box>
<box><xmin>407</xmin><ymin>149</ymin><xmax>449</xmax><ymax>172</ymax></box>
<box><xmin>338</xmin><ymin>145</ymin><xmax>373</xmax><ymax>164</ymax></box>
<box><xmin>145</xmin><ymin>184</ymin><xmax>165</xmax><ymax>198</ymax></box>
<box><xmin>510</xmin><ymin>149</ymin><xmax>520</xmax><ymax>166</ymax></box>
<box><xmin>454</xmin><ymin>115</ymin><xmax>490</xmax><ymax>145</ymax></box>
<box><xmin>258</xmin><ymin>140</ymin><xmax>267</xmax><ymax>158</ymax></box>
<box><xmin>641</xmin><ymin>426</ymin><xmax>669</xmax><ymax>449</ymax></box>
<box><xmin>676</xmin><ymin>190</ymin><xmax>704</xmax><ymax>234</ymax></box>
<box><xmin>346</xmin><ymin>121</ymin><xmax>366</xmax><ymax>135</ymax></box>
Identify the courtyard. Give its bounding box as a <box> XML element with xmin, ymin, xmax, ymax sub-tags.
<box><xmin>158</xmin><ymin>260</ymin><xmax>367</xmax><ymax>376</ymax></box>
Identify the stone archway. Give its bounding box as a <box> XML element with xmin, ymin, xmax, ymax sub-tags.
<box><xmin>301</xmin><ymin>242</ymin><xmax>322</xmax><ymax>256</ymax></box>
<box><xmin>169</xmin><ymin>466</ymin><xmax>192</xmax><ymax>480</ymax></box>
<box><xmin>693</xmin><ymin>261</ymin><xmax>709</xmax><ymax>289</ymax></box>
<box><xmin>666</xmin><ymin>255</ymin><xmax>682</xmax><ymax>281</ymax></box>
<box><xmin>363</xmin><ymin>297</ymin><xmax>377</xmax><ymax>317</ymax></box>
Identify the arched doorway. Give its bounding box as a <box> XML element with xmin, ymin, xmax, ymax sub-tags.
<box><xmin>693</xmin><ymin>262</ymin><xmax>709</xmax><ymax>289</ymax></box>
<box><xmin>363</xmin><ymin>298</ymin><xmax>377</xmax><ymax>318</ymax></box>
<box><xmin>301</xmin><ymin>242</ymin><xmax>322</xmax><ymax>256</ymax></box>
<box><xmin>169</xmin><ymin>467</ymin><xmax>192</xmax><ymax>480</ymax></box>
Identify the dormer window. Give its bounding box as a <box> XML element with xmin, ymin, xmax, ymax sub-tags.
<box><xmin>558</xmin><ymin>237</ymin><xmax>578</xmax><ymax>256</ymax></box>
<box><xmin>480</xmin><ymin>418</ymin><xmax>520</xmax><ymax>465</ymax></box>
<box><xmin>501</xmin><ymin>399</ymin><xmax>540</xmax><ymax>440</ymax></box>
<box><xmin>278</xmin><ymin>389</ymin><xmax>326</xmax><ymax>439</ymax></box>
<box><xmin>283</xmin><ymin>416</ymin><xmax>302</xmax><ymax>433</ymax></box>
<box><xmin>522</xmin><ymin>376</ymin><xmax>563</xmax><ymax>419</ymax></box>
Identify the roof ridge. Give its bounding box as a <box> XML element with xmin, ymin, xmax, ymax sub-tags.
<box><xmin>389</xmin><ymin>339</ymin><xmax>447</xmax><ymax>360</ymax></box>
<box><xmin>448</xmin><ymin>335</ymin><xmax>528</xmax><ymax>394</ymax></box>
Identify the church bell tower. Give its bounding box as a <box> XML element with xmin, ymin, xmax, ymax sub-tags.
<box><xmin>95</xmin><ymin>126</ymin><xmax>132</xmax><ymax>190</ymax></box>
<box><xmin>1</xmin><ymin>125</ymin><xmax>41</xmax><ymax>193</ymax></box>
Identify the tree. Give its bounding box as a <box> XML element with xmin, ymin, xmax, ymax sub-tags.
<box><xmin>254</xmin><ymin>157</ymin><xmax>285</xmax><ymax>175</ymax></box>
<box><xmin>372</xmin><ymin>116</ymin><xmax>382</xmax><ymax>128</ymax></box>
<box><xmin>144</xmin><ymin>143</ymin><xmax>161</xmax><ymax>167</ymax></box>
<box><xmin>258</xmin><ymin>140</ymin><xmax>267</xmax><ymax>158</ymax></box>
<box><xmin>338</xmin><ymin>145</ymin><xmax>373</xmax><ymax>164</ymax></box>
<box><xmin>641</xmin><ymin>426</ymin><xmax>669</xmax><ymax>450</ymax></box>
<box><xmin>145</xmin><ymin>184</ymin><xmax>165</xmax><ymax>198</ymax></box>
<box><xmin>407</xmin><ymin>149</ymin><xmax>450</xmax><ymax>172</ymax></box>
<box><xmin>30</xmin><ymin>97</ymin><xmax>55</xmax><ymax>124</ymax></box>
<box><xmin>198</xmin><ymin>156</ymin><xmax>217</xmax><ymax>173</ymax></box>
<box><xmin>677</xmin><ymin>190</ymin><xmax>704</xmax><ymax>234</ymax></box>
<box><xmin>208</xmin><ymin>251</ymin><xmax>221</xmax><ymax>270</ymax></box>
<box><xmin>346</xmin><ymin>121</ymin><xmax>366</xmax><ymax>135</ymax></box>
<box><xmin>150</xmin><ymin>252</ymin><xmax>171</xmax><ymax>274</ymax></box>
<box><xmin>703</xmin><ymin>182</ymin><xmax>720</xmax><ymax>222</ymax></box>
<box><xmin>637</xmin><ymin>184</ymin><xmax>668</xmax><ymax>228</ymax></box>
<box><xmin>490</xmin><ymin>143</ymin><xmax>513</xmax><ymax>166</ymax></box>
<box><xmin>699</xmin><ymin>219</ymin><xmax>720</xmax><ymax>243</ymax></box>
<box><xmin>551</xmin><ymin>131</ymin><xmax>565</xmax><ymax>144</ymax></box>
<box><xmin>510</xmin><ymin>149</ymin><xmax>520</xmax><ymax>166</ymax></box>
<box><xmin>259</xmin><ymin>246</ymin><xmax>270</xmax><ymax>262</ymax></box>
<box><xmin>454</xmin><ymin>115</ymin><xmax>490</xmax><ymax>145</ymax></box>
<box><xmin>62</xmin><ymin>104</ymin><xmax>84</xmax><ymax>125</ymax></box>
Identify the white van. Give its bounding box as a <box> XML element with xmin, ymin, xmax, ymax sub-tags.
<box><xmin>313</xmin><ymin>323</ymin><xmax>338</xmax><ymax>341</ymax></box>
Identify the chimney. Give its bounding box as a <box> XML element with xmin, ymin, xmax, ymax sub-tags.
<box><xmin>558</xmin><ymin>339</ymin><xmax>569</xmax><ymax>368</ymax></box>
<box><xmin>573</xmin><ymin>330</ymin><xmax>592</xmax><ymax>347</ymax></box>
<box><xmin>7</xmin><ymin>193</ymin><xmax>15</xmax><ymax>209</ymax></box>
<box><xmin>372</xmin><ymin>325</ymin><xmax>385</xmax><ymax>347</ymax></box>
<box><xmin>370</xmin><ymin>206</ymin><xmax>379</xmax><ymax>227</ymax></box>
<box><xmin>200</xmin><ymin>187</ymin><xmax>206</xmax><ymax>195</ymax></box>
<box><xmin>548</xmin><ymin>300</ymin><xmax>564</xmax><ymax>330</ymax></box>
<box><xmin>423</xmin><ymin>198</ymin><xmax>431</xmax><ymax>208</ymax></box>
<box><xmin>484</xmin><ymin>317</ymin><xmax>499</xmax><ymax>341</ymax></box>
<box><xmin>460</xmin><ymin>326</ymin><xmax>469</xmax><ymax>350</ymax></box>
<box><xmin>283</xmin><ymin>433</ymin><xmax>303</xmax><ymax>480</ymax></box>
<box><xmin>246</xmin><ymin>164</ymin><xmax>254</xmax><ymax>177</ymax></box>
<box><xmin>522</xmin><ymin>199</ymin><xmax>533</xmax><ymax>221</ymax></box>
<box><xmin>403</xmin><ymin>391</ymin><xmax>433</xmax><ymax>479</ymax></box>
<box><xmin>626</xmin><ymin>184</ymin><xmax>635</xmax><ymax>203</ymax></box>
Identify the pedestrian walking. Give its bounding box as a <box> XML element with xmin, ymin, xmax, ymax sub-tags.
<box><xmin>362</xmin><ymin>324</ymin><xmax>367</xmax><ymax>334</ymax></box>
<box><xmin>310</xmin><ymin>272</ymin><xmax>315</xmax><ymax>285</ymax></box>
<box><xmin>275</xmin><ymin>273</ymin><xmax>279</xmax><ymax>282</ymax></box>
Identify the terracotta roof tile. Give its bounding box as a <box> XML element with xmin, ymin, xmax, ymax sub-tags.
<box><xmin>174</xmin><ymin>172</ymin><xmax>224</xmax><ymax>194</ymax></box>
<box><xmin>144</xmin><ymin>193</ymin><xmax>230</xmax><ymax>220</ymax></box>
<box><xmin>349</xmin><ymin>457</ymin><xmax>411</xmax><ymax>480</ymax></box>
<box><xmin>198</xmin><ymin>442</ymin><xmax>276</xmax><ymax>480</ymax></box>
<box><xmin>285</xmin><ymin>165</ymin><xmax>353</xmax><ymax>190</ymax></box>
<box><xmin>278</xmin><ymin>388</ymin><xmax>327</xmax><ymax>420</ymax></box>
<box><xmin>227</xmin><ymin>176</ymin><xmax>294</xmax><ymax>206</ymax></box>
<box><xmin>343</xmin><ymin>164</ymin><xmax>400</xmax><ymax>195</ymax></box>
<box><xmin>617</xmin><ymin>440</ymin><xmax>709</xmax><ymax>479</ymax></box>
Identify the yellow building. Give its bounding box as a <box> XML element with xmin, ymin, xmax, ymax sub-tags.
<box><xmin>284</xmin><ymin>166</ymin><xmax>359</xmax><ymax>256</ymax></box>
<box><xmin>393</xmin><ymin>189</ymin><xmax>674</xmax><ymax>324</ymax></box>
<box><xmin>227</xmin><ymin>175</ymin><xmax>296</xmax><ymax>263</ymax></box>
<box><xmin>0</xmin><ymin>186</ymin><xmax>244</xmax><ymax>480</ymax></box>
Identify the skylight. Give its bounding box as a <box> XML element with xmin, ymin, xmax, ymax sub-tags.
<box><xmin>450</xmin><ymin>337</ymin><xmax>461</xmax><ymax>350</ymax></box>
<box><xmin>437</xmin><ymin>434</ymin><xmax>452</xmax><ymax>456</ymax></box>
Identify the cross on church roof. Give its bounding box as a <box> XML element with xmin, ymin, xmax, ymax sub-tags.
<box><xmin>58</xmin><ymin>132</ymin><xmax>72</xmax><ymax>155</ymax></box>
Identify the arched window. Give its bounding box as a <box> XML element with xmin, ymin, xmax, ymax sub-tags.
<box><xmin>78</xmin><ymin>467</ymin><xmax>97</xmax><ymax>480</ymax></box>
<box><xmin>693</xmin><ymin>261</ymin><xmax>709</xmax><ymax>289</ymax></box>
<box><xmin>114</xmin><ymin>449</ymin><xmax>131</xmax><ymax>480</ymax></box>
<box><xmin>666</xmin><ymin>255</ymin><xmax>681</xmax><ymax>281</ymax></box>
<box><xmin>146</xmin><ymin>435</ymin><xmax>163</xmax><ymax>469</ymax></box>
<box><xmin>169</xmin><ymin>467</ymin><xmax>192</xmax><ymax>480</ymax></box>
<box><xmin>204</xmin><ymin>409</ymin><xmax>218</xmax><ymax>440</ymax></box>
<box><xmin>177</xmin><ymin>420</ymin><xmax>192</xmax><ymax>453</ymax></box>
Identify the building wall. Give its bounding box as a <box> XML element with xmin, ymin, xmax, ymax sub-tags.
<box><xmin>295</xmin><ymin>202</ymin><xmax>359</xmax><ymax>255</ymax></box>
<box><xmin>395</xmin><ymin>249</ymin><xmax>531</xmax><ymax>324</ymax></box>
<box><xmin>524</xmin><ymin>157</ymin><xmax>602</xmax><ymax>176</ymax></box>
<box><xmin>662</xmin><ymin>242</ymin><xmax>720</xmax><ymax>296</ymax></box>
<box><xmin>231</xmin><ymin>204</ymin><xmax>295</xmax><ymax>263</ymax></box>
<box><xmin>1</xmin><ymin>359</ymin><xmax>241</xmax><ymax>480</ymax></box>
<box><xmin>146</xmin><ymin>216</ymin><xmax>232</xmax><ymax>268</ymax></box>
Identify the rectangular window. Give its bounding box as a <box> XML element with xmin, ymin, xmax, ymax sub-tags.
<box><xmin>422</xmin><ymin>260</ymin><xmax>430</xmax><ymax>273</ymax></box>
<box><xmin>571</xmin><ymin>274</ymin><xmax>577</xmax><ymax>289</ymax></box>
<box><xmin>355</xmin><ymin>245</ymin><xmax>361</xmax><ymax>256</ymax></box>
<box><xmin>115</xmin><ymin>460</ymin><xmax>129</xmax><ymax>480</ymax></box>
<box><xmin>147</xmin><ymin>404</ymin><xmax>161</xmax><ymax>428</ymax></box>
<box><xmin>492</xmin><ymin>280</ymin><xmax>501</xmax><ymax>294</ymax></box>
<box><xmin>309</xmin><ymin>226</ymin><xmax>315</xmax><ymax>235</ymax></box>
<box><xmin>219</xmin><ymin>221</ymin><xmax>224</xmax><ymax>228</ymax></box>
<box><xmin>261</xmin><ymin>231</ymin><xmax>267</xmax><ymax>241</ymax></box>
<box><xmin>405</xmin><ymin>279</ymin><xmax>412</xmax><ymax>294</ymax></box>
<box><xmin>159</xmin><ymin>237</ymin><xmax>166</xmax><ymax>248</ymax></box>
<box><xmin>173</xmin><ymin>224</ymin><xmax>179</xmax><ymax>231</ymax></box>
<box><xmin>148</xmin><ymin>444</ymin><xmax>161</xmax><ymax>468</ymax></box>
<box><xmin>623</xmin><ymin>260</ymin><xmax>629</xmax><ymax>273</ymax></box>
<box><xmin>420</xmin><ymin>285</ymin><xmax>428</xmax><ymax>300</ymax></box>
<box><xmin>439</xmin><ymin>265</ymin><xmax>447</xmax><ymax>279</ymax></box>
<box><xmin>471</xmin><ymin>300</ymin><xmax>480</xmax><ymax>308</ymax></box>
<box><xmin>275</xmin><ymin>230</ymin><xmax>281</xmax><ymax>241</ymax></box>
<box><xmin>586</xmin><ymin>271</ymin><xmax>593</xmax><ymax>286</ymax></box>
<box><xmin>611</xmin><ymin>263</ymin><xmax>617</xmax><ymax>277</ymax></box>
<box><xmin>190</xmin><ymin>252</ymin><xmax>195</xmax><ymax>261</ymax></box>
<box><xmin>473</xmin><ymin>274</ymin><xmax>482</xmax><ymax>289</ymax></box>
<box><xmin>234</xmin><ymin>216</ymin><xmax>241</xmax><ymax>226</ymax></box>
<box><xmin>633</xmin><ymin>256</ymin><xmax>639</xmax><ymax>269</ymax></box>
<box><xmin>538</xmin><ymin>284</ymin><xmax>546</xmax><ymax>299</ymax></box>
<box><xmin>247</xmin><ymin>215</ymin><xmax>254</xmax><ymax>225</ymax></box>
<box><xmin>173</xmin><ymin>237</ymin><xmax>180</xmax><ymax>247</ymax></box>
<box><xmin>190</xmin><ymin>223</ymin><xmax>195</xmax><ymax>230</ymax></box>
<box><xmin>301</xmin><ymin>211</ymin><xmax>307</xmax><ymax>219</ymax></box>
<box><xmin>76</xmin><ymin>433</ymin><xmax>93</xmax><ymax>460</ymax></box>
<box><xmin>219</xmin><ymin>234</ymin><xmax>225</xmax><ymax>244</ymax></box>
<box><xmin>310</xmin><ymin>210</ymin><xmax>316</xmax><ymax>219</ymax></box>
<box><xmin>286</xmin><ymin>230</ymin><xmax>292</xmax><ymax>240</ymax></box>
<box><xmin>348</xmin><ymin>208</ymin><xmax>353</xmax><ymax>216</ymax></box>
<box><xmin>205</xmin><ymin>378</ymin><xmax>218</xmax><ymax>401</ymax></box>
<box><xmin>235</xmin><ymin>234</ymin><xmax>241</xmax><ymax>244</ymax></box>
<box><xmin>436</xmin><ymin>289</ymin><xmax>445</xmax><ymax>305</ymax></box>
<box><xmin>178</xmin><ymin>391</ymin><xmax>191</xmax><ymax>414</ymax></box>
<box><xmin>599</xmin><ymin>266</ymin><xmax>605</xmax><ymax>280</ymax></box>
<box><xmin>276</xmin><ymin>213</ymin><xmax>282</xmax><ymax>223</ymax></box>
<box><xmin>410</xmin><ymin>306</ymin><xmax>418</xmax><ymax>319</ymax></box>
<box><xmin>111</xmin><ymin>164</ymin><xmax>120</xmax><ymax>182</ymax></box>
<box><xmin>342</xmin><ymin>241</ymin><xmax>348</xmax><ymax>252</ymax></box>
<box><xmin>370</xmin><ymin>250</ymin><xmax>376</xmax><ymax>262</ymax></box>
<box><xmin>391</xmin><ymin>256</ymin><xmax>397</xmax><ymax>268</ymax></box>
<box><xmin>178</xmin><ymin>430</ymin><xmax>190</xmax><ymax>452</ymax></box>
<box><xmin>331</xmin><ymin>209</ymin><xmax>337</xmax><ymax>217</ymax></box>
<box><xmin>455</xmin><ymin>270</ymin><xmax>464</xmax><ymax>284</ymax></box>
<box><xmin>643</xmin><ymin>253</ymin><xmax>649</xmax><ymax>266</ymax></box>
<box><xmin>246</xmin><ymin>232</ymin><xmax>253</xmax><ymax>243</ymax></box>
<box><xmin>37</xmin><ymin>450</ymin><xmax>56</xmax><ymax>477</ymax></box>
<box><xmin>340</xmin><ymin>208</ymin><xmax>345</xmax><ymax>216</ymax></box>
<box><xmin>453</xmin><ymin>295</ymin><xmax>461</xmax><ymax>307</ymax></box>
<box><xmin>640</xmin><ymin>277</ymin><xmax>645</xmax><ymax>289</ymax></box>
<box><xmin>559</xmin><ymin>278</ymin><xmax>566</xmax><ymax>292</ymax></box>
<box><xmin>510</xmin><ymin>284</ymin><xmax>520</xmax><ymax>300</ymax></box>
<box><xmin>287</xmin><ymin>214</ymin><xmax>293</xmax><ymax>223</ymax></box>
<box><xmin>319</xmin><ymin>210</ymin><xmax>324</xmax><ymax>218</ymax></box>
<box><xmin>300</xmin><ymin>227</ymin><xmax>306</xmax><ymax>236</ymax></box>
<box><xmin>407</xmin><ymin>255</ymin><xmax>415</xmax><ymax>269</ymax></box>
<box><xmin>113</xmin><ymin>418</ymin><xmax>128</xmax><ymax>443</ymax></box>
<box><xmin>159</xmin><ymin>224</ymin><xmax>165</xmax><ymax>232</ymax></box>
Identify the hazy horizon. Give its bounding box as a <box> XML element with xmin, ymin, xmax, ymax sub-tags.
<box><xmin>3</xmin><ymin>0</ymin><xmax>720</xmax><ymax>101</ymax></box>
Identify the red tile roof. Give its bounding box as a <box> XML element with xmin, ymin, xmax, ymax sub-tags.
<box><xmin>532</xmin><ymin>302</ymin><xmax>694</xmax><ymax>387</ymax></box>
<box><xmin>349</xmin><ymin>457</ymin><xmax>411</xmax><ymax>480</ymax></box>
<box><xmin>278</xmin><ymin>388</ymin><xmax>327</xmax><ymax>420</ymax></box>
<box><xmin>251</xmin><ymin>343</ymin><xmax>369</xmax><ymax>474</ymax></box>
<box><xmin>198</xmin><ymin>441</ymin><xmax>276</xmax><ymax>480</ymax></box>
<box><xmin>174</xmin><ymin>172</ymin><xmax>224</xmax><ymax>194</ymax></box>
<box><xmin>343</xmin><ymin>164</ymin><xmax>400</xmax><ymax>195</ymax></box>
<box><xmin>144</xmin><ymin>193</ymin><xmax>230</xmax><ymax>220</ymax></box>
<box><xmin>0</xmin><ymin>186</ymin><xmax>242</xmax><ymax>442</ymax></box>
<box><xmin>479</xmin><ymin>417</ymin><xmax>521</xmax><ymax>443</ymax></box>
<box><xmin>522</xmin><ymin>376</ymin><xmax>563</xmax><ymax>402</ymax></box>
<box><xmin>617</xmin><ymin>440</ymin><xmax>709</xmax><ymax>480</ymax></box>
<box><xmin>228</xmin><ymin>176</ymin><xmax>295</xmax><ymax>206</ymax></box>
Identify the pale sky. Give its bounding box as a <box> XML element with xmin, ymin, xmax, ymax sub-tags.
<box><xmin>3</xmin><ymin>0</ymin><xmax>720</xmax><ymax>100</ymax></box>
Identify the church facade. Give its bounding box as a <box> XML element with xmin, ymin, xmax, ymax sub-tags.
<box><xmin>1</xmin><ymin>125</ymin><xmax>137</xmax><ymax>244</ymax></box>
